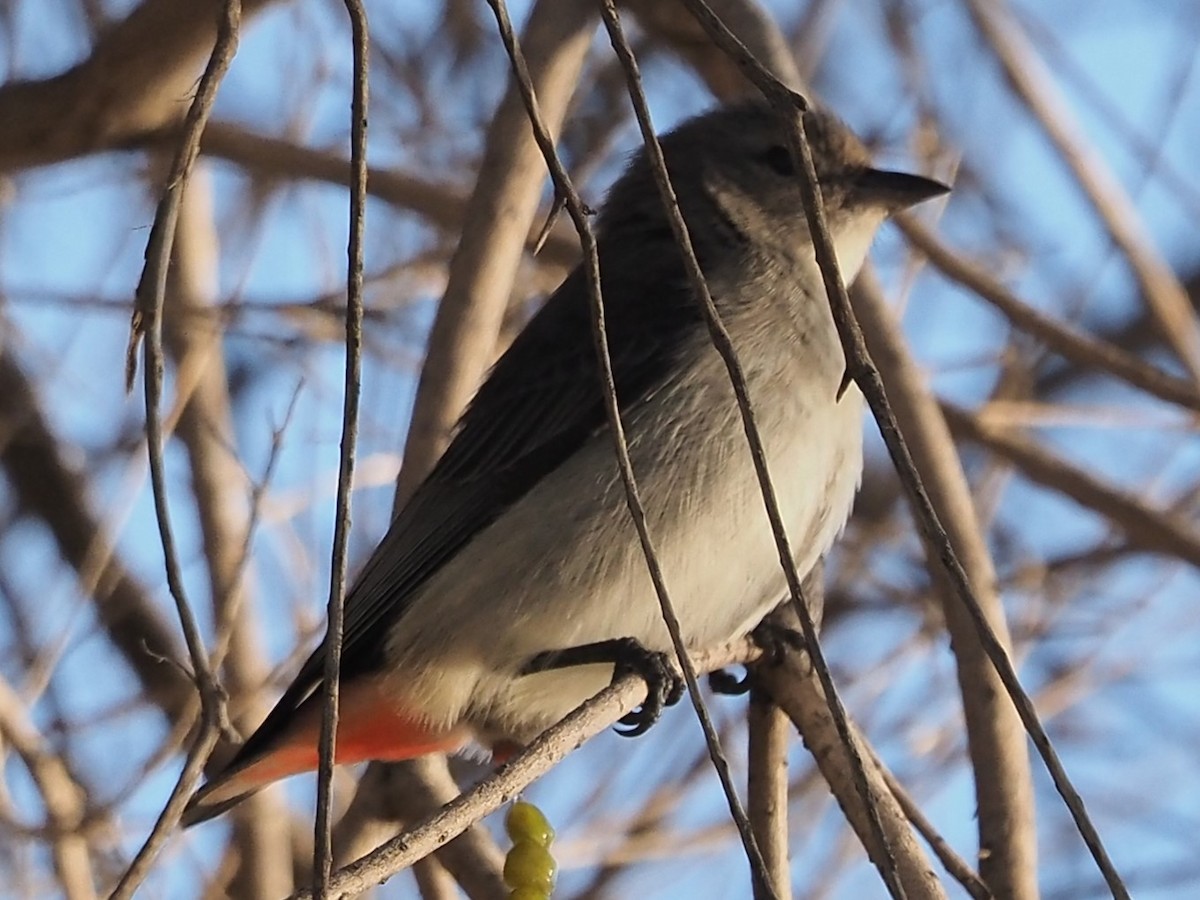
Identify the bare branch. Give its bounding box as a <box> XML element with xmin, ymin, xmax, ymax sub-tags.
<box><xmin>943</xmin><ymin>402</ymin><xmax>1200</xmax><ymax>567</ymax></box>
<box><xmin>650</xmin><ymin>3</ymin><xmax>906</xmax><ymax>891</ymax></box>
<box><xmin>875</xmin><ymin>761</ymin><xmax>993</xmax><ymax>900</ymax></box>
<box><xmin>110</xmin><ymin>726</ymin><xmax>222</xmax><ymax>899</ymax></box>
<box><xmin>164</xmin><ymin>166</ymin><xmax>293</xmax><ymax>898</ymax></box>
<box><xmin>965</xmin><ymin>0</ymin><xmax>1200</xmax><ymax>384</ymax></box>
<box><xmin>325</xmin><ymin>0</ymin><xmax>592</xmax><ymax>885</ymax></box>
<box><xmin>671</xmin><ymin>3</ymin><xmax>1124</xmax><ymax>894</ymax></box>
<box><xmin>0</xmin><ymin>0</ymin><xmax>282</xmax><ymax>172</ymax></box>
<box><xmin>313</xmin><ymin>2</ymin><xmax>368</xmax><ymax>893</ymax></box>
<box><xmin>754</xmin><ymin>645</ymin><xmax>946</xmax><ymax>899</ymax></box>
<box><xmin>0</xmin><ymin>675</ymin><xmax>96</xmax><ymax>900</ymax></box>
<box><xmin>494</xmin><ymin>1</ymin><xmax>780</xmax><ymax>892</ymax></box>
<box><xmin>748</xmin><ymin>685</ymin><xmax>792</xmax><ymax>900</ymax></box>
<box><xmin>288</xmin><ymin>640</ymin><xmax>760</xmax><ymax>900</ymax></box>
<box><xmin>854</xmin><ymin>270</ymin><xmax>1037</xmax><ymax>898</ymax></box>
<box><xmin>131</xmin><ymin>0</ymin><xmax>240</xmax><ymax>722</ymax></box>
<box><xmin>394</xmin><ymin>0</ymin><xmax>597</xmax><ymax>502</ymax></box>
<box><xmin>899</xmin><ymin>217</ymin><xmax>1200</xmax><ymax>413</ymax></box>
<box><xmin>114</xmin><ymin>5</ymin><xmax>243</xmax><ymax>894</ymax></box>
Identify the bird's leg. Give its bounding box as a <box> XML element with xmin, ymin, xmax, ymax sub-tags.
<box><xmin>520</xmin><ymin>637</ymin><xmax>684</xmax><ymax>737</ymax></box>
<box><xmin>707</xmin><ymin>620</ymin><xmax>807</xmax><ymax>696</ymax></box>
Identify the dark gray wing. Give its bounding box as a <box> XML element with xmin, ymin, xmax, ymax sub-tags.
<box><xmin>233</xmin><ymin>233</ymin><xmax>706</xmax><ymax>763</ymax></box>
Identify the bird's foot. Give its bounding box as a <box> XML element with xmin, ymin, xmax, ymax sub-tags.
<box><xmin>611</xmin><ymin>640</ymin><xmax>684</xmax><ymax>737</ymax></box>
<box><xmin>707</xmin><ymin>667</ymin><xmax>751</xmax><ymax>695</ymax></box>
<box><xmin>750</xmin><ymin>619</ymin><xmax>806</xmax><ymax>663</ymax></box>
<box><xmin>520</xmin><ymin>637</ymin><xmax>683</xmax><ymax>738</ymax></box>
<box><xmin>708</xmin><ymin>621</ymin><xmax>806</xmax><ymax>696</ymax></box>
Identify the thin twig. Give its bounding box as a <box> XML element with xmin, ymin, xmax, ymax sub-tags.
<box><xmin>314</xmin><ymin>2</ymin><xmax>368</xmax><ymax>895</ymax></box>
<box><xmin>109</xmin><ymin>727</ymin><xmax>222</xmax><ymax>900</ymax></box>
<box><xmin>330</xmin><ymin>1</ymin><xmax>592</xmax><ymax>880</ymax></box>
<box><xmin>674</xmin><ymin>2</ymin><xmax>1130</xmax><ymax>894</ymax></box>
<box><xmin>487</xmin><ymin>0</ymin><xmax>779</xmax><ymax>895</ymax></box>
<box><xmin>899</xmin><ymin>216</ymin><xmax>1200</xmax><ymax>414</ymax></box>
<box><xmin>665</xmin><ymin>2</ymin><xmax>907</xmax><ymax>893</ymax></box>
<box><xmin>852</xmin><ymin>267</ymin><xmax>1037</xmax><ymax>897</ymax></box>
<box><xmin>286</xmin><ymin>640</ymin><xmax>760</xmax><ymax>899</ymax></box>
<box><xmin>165</xmin><ymin>162</ymin><xmax>297</xmax><ymax>897</ymax></box>
<box><xmin>393</xmin><ymin>0</ymin><xmax>596</xmax><ymax>504</ymax></box>
<box><xmin>966</xmin><ymin>0</ymin><xmax>1200</xmax><ymax>388</ymax></box>
<box><xmin>876</xmin><ymin>761</ymin><xmax>993</xmax><ymax>900</ymax></box>
<box><xmin>753</xmin><ymin>641</ymin><xmax>946</xmax><ymax>898</ymax></box>
<box><xmin>943</xmin><ymin>402</ymin><xmax>1200</xmax><ymax>566</ymax></box>
<box><xmin>130</xmin><ymin>0</ymin><xmax>240</xmax><ymax>732</ymax></box>
<box><xmin>208</xmin><ymin>380</ymin><xmax>304</xmax><ymax>672</ymax></box>
<box><xmin>112</xmin><ymin>7</ymin><xmax>241</xmax><ymax>895</ymax></box>
<box><xmin>0</xmin><ymin>676</ymin><xmax>96</xmax><ymax>900</ymax></box>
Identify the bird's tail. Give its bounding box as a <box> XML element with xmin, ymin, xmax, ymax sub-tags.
<box><xmin>182</xmin><ymin>677</ymin><xmax>469</xmax><ymax>827</ymax></box>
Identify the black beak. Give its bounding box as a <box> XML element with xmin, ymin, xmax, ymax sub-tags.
<box><xmin>851</xmin><ymin>169</ymin><xmax>951</xmax><ymax>211</ymax></box>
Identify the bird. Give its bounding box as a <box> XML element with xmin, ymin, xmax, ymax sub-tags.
<box><xmin>183</xmin><ymin>100</ymin><xmax>948</xmax><ymax>826</ymax></box>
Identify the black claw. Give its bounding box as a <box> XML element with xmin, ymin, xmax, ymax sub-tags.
<box><xmin>520</xmin><ymin>637</ymin><xmax>683</xmax><ymax>738</ymax></box>
<box><xmin>710</xmin><ymin>624</ymin><xmax>806</xmax><ymax>700</ymax></box>
<box><xmin>836</xmin><ymin>366</ymin><xmax>854</xmax><ymax>400</ymax></box>
<box><xmin>708</xmin><ymin>667</ymin><xmax>752</xmax><ymax>695</ymax></box>
<box><xmin>615</xmin><ymin>646</ymin><xmax>685</xmax><ymax>736</ymax></box>
<box><xmin>750</xmin><ymin>621</ymin><xmax>805</xmax><ymax>666</ymax></box>
<box><xmin>708</xmin><ymin>625</ymin><xmax>806</xmax><ymax>697</ymax></box>
<box><xmin>615</xmin><ymin>710</ymin><xmax>650</xmax><ymax>736</ymax></box>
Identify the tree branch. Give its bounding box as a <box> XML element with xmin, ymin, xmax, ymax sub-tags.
<box><xmin>0</xmin><ymin>0</ymin><xmax>282</xmax><ymax>172</ymax></box>
<box><xmin>289</xmin><ymin>640</ymin><xmax>760</xmax><ymax>900</ymax></box>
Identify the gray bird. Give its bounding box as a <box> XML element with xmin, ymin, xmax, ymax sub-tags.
<box><xmin>184</xmin><ymin>100</ymin><xmax>948</xmax><ymax>825</ymax></box>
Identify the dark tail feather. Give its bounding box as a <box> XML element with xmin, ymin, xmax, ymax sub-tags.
<box><xmin>181</xmin><ymin>784</ymin><xmax>261</xmax><ymax>828</ymax></box>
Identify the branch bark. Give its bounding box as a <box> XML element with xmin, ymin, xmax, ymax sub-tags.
<box><xmin>393</xmin><ymin>0</ymin><xmax>597</xmax><ymax>500</ymax></box>
<box><xmin>0</xmin><ymin>0</ymin><xmax>282</xmax><ymax>172</ymax></box>
<box><xmin>853</xmin><ymin>271</ymin><xmax>1038</xmax><ymax>898</ymax></box>
<box><xmin>164</xmin><ymin>164</ymin><xmax>293</xmax><ymax>899</ymax></box>
<box><xmin>631</xmin><ymin>2</ymin><xmax>1036</xmax><ymax>894</ymax></box>
<box><xmin>328</xmin><ymin>0</ymin><xmax>597</xmax><ymax>886</ymax></box>
<box><xmin>748</xmin><ymin>686</ymin><xmax>793</xmax><ymax>900</ymax></box>
<box><xmin>289</xmin><ymin>640</ymin><xmax>761</xmax><ymax>900</ymax></box>
<box><xmin>0</xmin><ymin>340</ymin><xmax>192</xmax><ymax>722</ymax></box>
<box><xmin>754</xmin><ymin>647</ymin><xmax>946</xmax><ymax>899</ymax></box>
<box><xmin>943</xmin><ymin>401</ymin><xmax>1200</xmax><ymax>567</ymax></box>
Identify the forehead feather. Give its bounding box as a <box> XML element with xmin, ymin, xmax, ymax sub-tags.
<box><xmin>598</xmin><ymin>101</ymin><xmax>872</xmax><ymax>235</ymax></box>
<box><xmin>658</xmin><ymin>102</ymin><xmax>872</xmax><ymax>174</ymax></box>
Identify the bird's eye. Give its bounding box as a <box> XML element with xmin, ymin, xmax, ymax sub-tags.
<box><xmin>760</xmin><ymin>145</ymin><xmax>795</xmax><ymax>177</ymax></box>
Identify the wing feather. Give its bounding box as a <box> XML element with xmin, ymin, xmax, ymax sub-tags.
<box><xmin>232</xmin><ymin>238</ymin><xmax>704</xmax><ymax>763</ymax></box>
